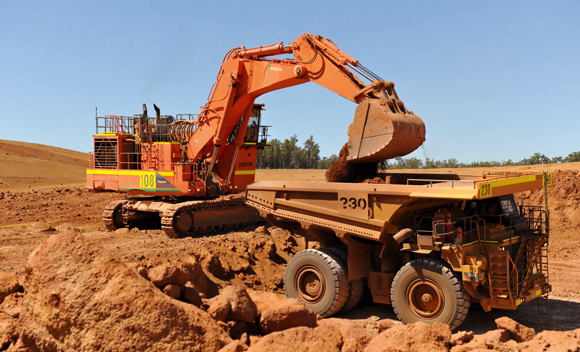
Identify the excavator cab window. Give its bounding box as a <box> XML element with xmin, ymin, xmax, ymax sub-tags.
<box><xmin>244</xmin><ymin>116</ymin><xmax>260</xmax><ymax>143</ymax></box>
<box><xmin>244</xmin><ymin>104</ymin><xmax>267</xmax><ymax>144</ymax></box>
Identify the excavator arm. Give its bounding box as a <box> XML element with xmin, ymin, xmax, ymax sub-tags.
<box><xmin>178</xmin><ymin>33</ymin><xmax>425</xmax><ymax>190</ymax></box>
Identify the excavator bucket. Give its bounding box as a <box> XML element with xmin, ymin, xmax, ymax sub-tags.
<box><xmin>346</xmin><ymin>99</ymin><xmax>426</xmax><ymax>163</ymax></box>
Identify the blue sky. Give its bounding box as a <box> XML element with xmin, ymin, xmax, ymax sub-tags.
<box><xmin>1</xmin><ymin>1</ymin><xmax>579</xmax><ymax>163</ymax></box>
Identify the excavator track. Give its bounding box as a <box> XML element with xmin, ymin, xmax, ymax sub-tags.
<box><xmin>160</xmin><ymin>196</ymin><xmax>262</xmax><ymax>238</ymax></box>
<box><xmin>102</xmin><ymin>199</ymin><xmax>130</xmax><ymax>230</ymax></box>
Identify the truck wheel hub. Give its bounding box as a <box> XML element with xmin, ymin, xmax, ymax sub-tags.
<box><xmin>296</xmin><ymin>266</ymin><xmax>325</xmax><ymax>303</ymax></box>
<box><xmin>407</xmin><ymin>279</ymin><xmax>444</xmax><ymax>319</ymax></box>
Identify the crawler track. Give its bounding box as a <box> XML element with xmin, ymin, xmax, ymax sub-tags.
<box><xmin>102</xmin><ymin>195</ymin><xmax>263</xmax><ymax>237</ymax></box>
<box><xmin>102</xmin><ymin>199</ymin><xmax>130</xmax><ymax>230</ymax></box>
<box><xmin>161</xmin><ymin>196</ymin><xmax>262</xmax><ymax>237</ymax></box>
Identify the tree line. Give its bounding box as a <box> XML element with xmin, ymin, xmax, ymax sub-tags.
<box><xmin>384</xmin><ymin>151</ymin><xmax>580</xmax><ymax>170</ymax></box>
<box><xmin>257</xmin><ymin>135</ymin><xmax>580</xmax><ymax>170</ymax></box>
<box><xmin>257</xmin><ymin>135</ymin><xmax>339</xmax><ymax>169</ymax></box>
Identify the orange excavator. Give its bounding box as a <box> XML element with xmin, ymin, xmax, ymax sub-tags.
<box><xmin>87</xmin><ymin>33</ymin><xmax>426</xmax><ymax>237</ymax></box>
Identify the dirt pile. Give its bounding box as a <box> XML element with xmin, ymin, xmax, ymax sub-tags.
<box><xmin>317</xmin><ymin>318</ymin><xmax>376</xmax><ymax>352</ymax></box>
<box><xmin>366</xmin><ymin>321</ymin><xmax>451</xmax><ymax>352</ymax></box>
<box><xmin>515</xmin><ymin>169</ymin><xmax>580</xmax><ymax>300</ymax></box>
<box><xmin>18</xmin><ymin>230</ymin><xmax>232</xmax><ymax>351</ymax></box>
<box><xmin>248</xmin><ymin>327</ymin><xmax>340</xmax><ymax>352</ymax></box>
<box><xmin>258</xmin><ymin>299</ymin><xmax>317</xmax><ymax>334</ymax></box>
<box><xmin>0</xmin><ymin>229</ymin><xmax>579</xmax><ymax>351</ymax></box>
<box><xmin>361</xmin><ymin>176</ymin><xmax>396</xmax><ymax>185</ymax></box>
<box><xmin>0</xmin><ymin>228</ymin><xmax>350</xmax><ymax>351</ymax></box>
<box><xmin>516</xmin><ymin>169</ymin><xmax>580</xmax><ymax>231</ymax></box>
<box><xmin>326</xmin><ymin>144</ymin><xmax>377</xmax><ymax>183</ymax></box>
<box><xmin>0</xmin><ymin>273</ymin><xmax>19</xmax><ymax>304</ymax></box>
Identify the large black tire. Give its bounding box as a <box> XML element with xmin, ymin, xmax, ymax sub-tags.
<box><xmin>343</xmin><ymin>278</ymin><xmax>365</xmax><ymax>312</ymax></box>
<box><xmin>391</xmin><ymin>258</ymin><xmax>470</xmax><ymax>330</ymax></box>
<box><xmin>323</xmin><ymin>247</ymin><xmax>365</xmax><ymax>312</ymax></box>
<box><xmin>284</xmin><ymin>248</ymin><xmax>348</xmax><ymax>317</ymax></box>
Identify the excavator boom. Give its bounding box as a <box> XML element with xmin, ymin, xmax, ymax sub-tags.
<box><xmin>186</xmin><ymin>33</ymin><xmax>425</xmax><ymax>174</ymax></box>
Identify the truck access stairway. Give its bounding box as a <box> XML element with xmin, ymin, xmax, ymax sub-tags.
<box><xmin>489</xmin><ymin>251</ymin><xmax>514</xmax><ymax>304</ymax></box>
<box><xmin>488</xmin><ymin>234</ymin><xmax>549</xmax><ymax>312</ymax></box>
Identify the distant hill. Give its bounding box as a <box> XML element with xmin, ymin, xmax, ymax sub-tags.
<box><xmin>0</xmin><ymin>140</ymin><xmax>88</xmax><ymax>191</ymax></box>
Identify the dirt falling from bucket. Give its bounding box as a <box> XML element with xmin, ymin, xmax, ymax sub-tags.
<box><xmin>325</xmin><ymin>143</ymin><xmax>378</xmax><ymax>182</ymax></box>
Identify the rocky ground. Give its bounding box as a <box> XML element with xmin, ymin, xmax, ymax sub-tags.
<box><xmin>0</xmin><ymin>170</ymin><xmax>580</xmax><ymax>351</ymax></box>
<box><xmin>1</xmin><ymin>230</ymin><xmax>578</xmax><ymax>351</ymax></box>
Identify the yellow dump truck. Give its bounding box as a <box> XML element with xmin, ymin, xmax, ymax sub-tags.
<box><xmin>245</xmin><ymin>171</ymin><xmax>552</xmax><ymax>329</ymax></box>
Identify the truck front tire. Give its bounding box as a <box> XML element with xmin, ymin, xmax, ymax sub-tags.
<box><xmin>391</xmin><ymin>258</ymin><xmax>470</xmax><ymax>330</ymax></box>
<box><xmin>284</xmin><ymin>248</ymin><xmax>348</xmax><ymax>317</ymax></box>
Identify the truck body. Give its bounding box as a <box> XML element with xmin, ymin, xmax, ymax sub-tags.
<box><xmin>245</xmin><ymin>171</ymin><xmax>552</xmax><ymax>329</ymax></box>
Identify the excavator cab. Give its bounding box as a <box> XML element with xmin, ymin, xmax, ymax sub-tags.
<box><xmin>243</xmin><ymin>104</ymin><xmax>269</xmax><ymax>148</ymax></box>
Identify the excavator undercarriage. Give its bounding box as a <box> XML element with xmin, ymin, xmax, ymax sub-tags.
<box><xmin>102</xmin><ymin>195</ymin><xmax>262</xmax><ymax>237</ymax></box>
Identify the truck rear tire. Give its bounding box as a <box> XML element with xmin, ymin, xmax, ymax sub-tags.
<box><xmin>343</xmin><ymin>278</ymin><xmax>365</xmax><ymax>312</ymax></box>
<box><xmin>284</xmin><ymin>248</ymin><xmax>348</xmax><ymax>317</ymax></box>
<box><xmin>322</xmin><ymin>247</ymin><xmax>365</xmax><ymax>312</ymax></box>
<box><xmin>391</xmin><ymin>258</ymin><xmax>470</xmax><ymax>330</ymax></box>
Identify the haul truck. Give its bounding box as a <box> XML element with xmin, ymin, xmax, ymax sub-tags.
<box><xmin>245</xmin><ymin>171</ymin><xmax>552</xmax><ymax>329</ymax></box>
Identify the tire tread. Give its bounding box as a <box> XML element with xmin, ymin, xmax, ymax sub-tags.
<box><xmin>323</xmin><ymin>247</ymin><xmax>365</xmax><ymax>312</ymax></box>
<box><xmin>391</xmin><ymin>258</ymin><xmax>470</xmax><ymax>330</ymax></box>
<box><xmin>283</xmin><ymin>248</ymin><xmax>348</xmax><ymax>317</ymax></box>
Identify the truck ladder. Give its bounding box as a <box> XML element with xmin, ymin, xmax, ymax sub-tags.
<box><xmin>489</xmin><ymin>251</ymin><xmax>513</xmax><ymax>304</ymax></box>
<box><xmin>520</xmin><ymin>237</ymin><xmax>545</xmax><ymax>295</ymax></box>
<box><xmin>537</xmin><ymin>236</ymin><xmax>549</xmax><ymax>314</ymax></box>
<box><xmin>512</xmin><ymin>238</ymin><xmax>529</xmax><ymax>291</ymax></box>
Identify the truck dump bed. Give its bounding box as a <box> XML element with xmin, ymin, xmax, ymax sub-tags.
<box><xmin>245</xmin><ymin>171</ymin><xmax>551</xmax><ymax>243</ymax></box>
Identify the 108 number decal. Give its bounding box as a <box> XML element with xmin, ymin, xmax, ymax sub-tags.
<box><xmin>139</xmin><ymin>174</ymin><xmax>156</xmax><ymax>188</ymax></box>
<box><xmin>340</xmin><ymin>197</ymin><xmax>367</xmax><ymax>210</ymax></box>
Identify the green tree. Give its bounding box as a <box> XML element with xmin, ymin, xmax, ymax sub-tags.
<box><xmin>423</xmin><ymin>157</ymin><xmax>440</xmax><ymax>169</ymax></box>
<box><xmin>257</xmin><ymin>138</ymin><xmax>282</xmax><ymax>169</ymax></box>
<box><xmin>520</xmin><ymin>152</ymin><xmax>550</xmax><ymax>165</ymax></box>
<box><xmin>393</xmin><ymin>157</ymin><xmax>423</xmax><ymax>169</ymax></box>
<box><xmin>551</xmin><ymin>156</ymin><xmax>563</xmax><ymax>164</ymax></box>
<box><xmin>280</xmin><ymin>135</ymin><xmax>299</xmax><ymax>169</ymax></box>
<box><xmin>564</xmin><ymin>151</ymin><xmax>580</xmax><ymax>163</ymax></box>
<box><xmin>442</xmin><ymin>158</ymin><xmax>459</xmax><ymax>168</ymax></box>
<box><xmin>303</xmin><ymin>136</ymin><xmax>321</xmax><ymax>169</ymax></box>
<box><xmin>318</xmin><ymin>154</ymin><xmax>338</xmax><ymax>169</ymax></box>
